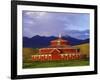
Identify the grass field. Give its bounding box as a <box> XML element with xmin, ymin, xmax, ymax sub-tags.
<box><xmin>23</xmin><ymin>59</ymin><xmax>89</xmax><ymax>68</ymax></box>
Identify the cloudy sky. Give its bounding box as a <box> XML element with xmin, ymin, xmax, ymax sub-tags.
<box><xmin>22</xmin><ymin>10</ymin><xmax>90</xmax><ymax>40</ymax></box>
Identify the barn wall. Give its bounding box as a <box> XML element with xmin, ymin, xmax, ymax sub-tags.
<box><xmin>32</xmin><ymin>54</ymin><xmax>81</xmax><ymax>61</ymax></box>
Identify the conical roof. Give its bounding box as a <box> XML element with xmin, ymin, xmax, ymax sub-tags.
<box><xmin>50</xmin><ymin>34</ymin><xmax>70</xmax><ymax>47</ymax></box>
<box><xmin>51</xmin><ymin>38</ymin><xmax>68</xmax><ymax>43</ymax></box>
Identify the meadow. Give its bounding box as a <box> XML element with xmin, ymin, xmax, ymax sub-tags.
<box><xmin>23</xmin><ymin>59</ymin><xmax>89</xmax><ymax>68</ymax></box>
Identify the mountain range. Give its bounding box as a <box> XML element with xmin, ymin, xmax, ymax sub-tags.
<box><xmin>23</xmin><ymin>35</ymin><xmax>89</xmax><ymax>48</ymax></box>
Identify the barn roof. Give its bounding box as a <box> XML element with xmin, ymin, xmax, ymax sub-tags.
<box><xmin>50</xmin><ymin>38</ymin><xmax>68</xmax><ymax>43</ymax></box>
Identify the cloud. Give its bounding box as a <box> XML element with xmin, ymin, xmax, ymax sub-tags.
<box><xmin>24</xmin><ymin>11</ymin><xmax>47</xmax><ymax>19</ymax></box>
<box><xmin>63</xmin><ymin>30</ymin><xmax>89</xmax><ymax>40</ymax></box>
<box><xmin>22</xmin><ymin>11</ymin><xmax>90</xmax><ymax>38</ymax></box>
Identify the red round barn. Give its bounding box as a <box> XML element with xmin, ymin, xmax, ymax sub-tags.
<box><xmin>32</xmin><ymin>34</ymin><xmax>82</xmax><ymax>61</ymax></box>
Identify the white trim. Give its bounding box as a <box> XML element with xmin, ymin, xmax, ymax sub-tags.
<box><xmin>50</xmin><ymin>48</ymin><xmax>61</xmax><ymax>53</ymax></box>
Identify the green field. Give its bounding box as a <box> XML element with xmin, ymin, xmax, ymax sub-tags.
<box><xmin>23</xmin><ymin>59</ymin><xmax>89</xmax><ymax>68</ymax></box>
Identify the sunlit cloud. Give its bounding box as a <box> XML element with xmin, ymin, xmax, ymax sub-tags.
<box><xmin>25</xmin><ymin>11</ymin><xmax>47</xmax><ymax>19</ymax></box>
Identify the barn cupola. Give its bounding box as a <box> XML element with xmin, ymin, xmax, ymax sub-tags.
<box><xmin>50</xmin><ymin>34</ymin><xmax>70</xmax><ymax>47</ymax></box>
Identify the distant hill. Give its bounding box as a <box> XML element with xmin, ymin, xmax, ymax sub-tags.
<box><xmin>73</xmin><ymin>43</ymin><xmax>89</xmax><ymax>57</ymax></box>
<box><xmin>23</xmin><ymin>35</ymin><xmax>89</xmax><ymax>48</ymax></box>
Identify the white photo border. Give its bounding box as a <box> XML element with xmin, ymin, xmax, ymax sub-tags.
<box><xmin>17</xmin><ymin>5</ymin><xmax>94</xmax><ymax>75</ymax></box>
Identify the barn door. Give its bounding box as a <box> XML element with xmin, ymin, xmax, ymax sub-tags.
<box><xmin>51</xmin><ymin>49</ymin><xmax>61</xmax><ymax>60</ymax></box>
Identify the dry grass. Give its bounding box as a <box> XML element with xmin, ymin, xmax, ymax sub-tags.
<box><xmin>23</xmin><ymin>48</ymin><xmax>34</xmax><ymax>62</ymax></box>
<box><xmin>73</xmin><ymin>43</ymin><xmax>89</xmax><ymax>57</ymax></box>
